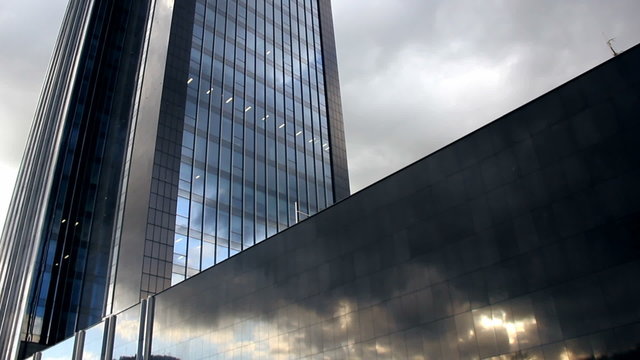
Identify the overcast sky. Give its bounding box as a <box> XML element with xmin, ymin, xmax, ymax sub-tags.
<box><xmin>1</xmin><ymin>0</ymin><xmax>639</xmax><ymax>233</ymax></box>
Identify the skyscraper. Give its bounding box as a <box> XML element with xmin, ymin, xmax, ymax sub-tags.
<box><xmin>16</xmin><ymin>42</ymin><xmax>640</xmax><ymax>360</ymax></box>
<box><xmin>0</xmin><ymin>0</ymin><xmax>349</xmax><ymax>358</ymax></box>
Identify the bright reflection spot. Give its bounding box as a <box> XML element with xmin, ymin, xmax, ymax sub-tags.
<box><xmin>245</xmin><ymin>106</ymin><xmax>252</xmax><ymax>112</ymax></box>
<box><xmin>278</xmin><ymin>124</ymin><xmax>285</xmax><ymax>128</ymax></box>
<box><xmin>61</xmin><ymin>219</ymin><xmax>66</xmax><ymax>223</ymax></box>
<box><xmin>74</xmin><ymin>221</ymin><xmax>79</xmax><ymax>226</ymax></box>
<box><xmin>187</xmin><ymin>77</ymin><xmax>193</xmax><ymax>84</ymax></box>
<box><xmin>266</xmin><ymin>50</ymin><xmax>271</xmax><ymax>55</ymax></box>
<box><xmin>480</xmin><ymin>315</ymin><xmax>503</xmax><ymax>328</ymax></box>
<box><xmin>63</xmin><ymin>255</ymin><xmax>69</xmax><ymax>259</ymax></box>
<box><xmin>225</xmin><ymin>97</ymin><xmax>233</xmax><ymax>103</ymax></box>
<box><xmin>206</xmin><ymin>89</ymin><xmax>211</xmax><ymax>94</ymax></box>
<box><xmin>375</xmin><ymin>341</ymin><xmax>390</xmax><ymax>355</ymax></box>
<box><xmin>479</xmin><ymin>310</ymin><xmax>537</xmax><ymax>345</ymax></box>
<box><xmin>296</xmin><ymin>131</ymin><xmax>302</xmax><ymax>136</ymax></box>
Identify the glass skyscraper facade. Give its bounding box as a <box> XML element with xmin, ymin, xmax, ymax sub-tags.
<box><xmin>0</xmin><ymin>0</ymin><xmax>349</xmax><ymax>358</ymax></box>
<box><xmin>24</xmin><ymin>43</ymin><xmax>640</xmax><ymax>360</ymax></box>
<box><xmin>171</xmin><ymin>0</ymin><xmax>338</xmax><ymax>285</ymax></box>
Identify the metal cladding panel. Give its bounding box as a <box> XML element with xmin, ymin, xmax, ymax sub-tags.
<box><xmin>108</xmin><ymin>0</ymin><xmax>177</xmax><ymax>315</ymax></box>
<box><xmin>318</xmin><ymin>0</ymin><xmax>350</xmax><ymax>201</ymax></box>
<box><xmin>135</xmin><ymin>0</ymin><xmax>352</xmax><ymax>291</ymax></box>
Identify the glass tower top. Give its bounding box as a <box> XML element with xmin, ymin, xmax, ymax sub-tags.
<box><xmin>170</xmin><ymin>0</ymin><xmax>338</xmax><ymax>284</ymax></box>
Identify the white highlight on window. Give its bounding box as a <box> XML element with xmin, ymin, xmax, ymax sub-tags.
<box><xmin>225</xmin><ymin>97</ymin><xmax>233</xmax><ymax>103</ymax></box>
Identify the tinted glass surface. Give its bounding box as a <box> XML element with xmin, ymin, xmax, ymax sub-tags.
<box><xmin>112</xmin><ymin>304</ymin><xmax>141</xmax><ymax>359</ymax></box>
<box><xmin>166</xmin><ymin>0</ymin><xmax>339</xmax><ymax>287</ymax></box>
<box><xmin>146</xmin><ymin>44</ymin><xmax>640</xmax><ymax>359</ymax></box>
<box><xmin>81</xmin><ymin>322</ymin><xmax>105</xmax><ymax>360</ymax></box>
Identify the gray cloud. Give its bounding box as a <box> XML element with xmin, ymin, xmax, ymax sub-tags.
<box><xmin>333</xmin><ymin>0</ymin><xmax>640</xmax><ymax>192</ymax></box>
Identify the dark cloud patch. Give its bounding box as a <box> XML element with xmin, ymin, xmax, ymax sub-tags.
<box><xmin>333</xmin><ymin>0</ymin><xmax>640</xmax><ymax>192</ymax></box>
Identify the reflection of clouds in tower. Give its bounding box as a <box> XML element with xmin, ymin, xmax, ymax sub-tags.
<box><xmin>154</xmin><ymin>279</ymin><xmax>506</xmax><ymax>359</ymax></box>
<box><xmin>81</xmin><ymin>352</ymin><xmax>100</xmax><ymax>360</ymax></box>
<box><xmin>150</xmin><ymin>247</ymin><xmax>454</xmax><ymax>357</ymax></box>
<box><xmin>153</xmin><ymin>301</ymin><xmax>311</xmax><ymax>356</ymax></box>
<box><xmin>145</xmin><ymin>135</ymin><xmax>637</xmax><ymax>360</ymax></box>
<box><xmin>115</xmin><ymin>317</ymin><xmax>140</xmax><ymax>342</ymax></box>
<box><xmin>478</xmin><ymin>309</ymin><xmax>537</xmax><ymax>346</ymax></box>
<box><xmin>336</xmin><ymin>300</ymin><xmax>354</xmax><ymax>330</ymax></box>
<box><xmin>152</xmin><ymin>293</ymin><xmax>431</xmax><ymax>359</ymax></box>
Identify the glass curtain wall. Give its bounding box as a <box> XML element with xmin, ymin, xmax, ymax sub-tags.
<box><xmin>171</xmin><ymin>0</ymin><xmax>334</xmax><ymax>285</ymax></box>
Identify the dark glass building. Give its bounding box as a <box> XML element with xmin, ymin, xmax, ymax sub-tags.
<box><xmin>27</xmin><ymin>43</ymin><xmax>640</xmax><ymax>360</ymax></box>
<box><xmin>0</xmin><ymin>0</ymin><xmax>349</xmax><ymax>358</ymax></box>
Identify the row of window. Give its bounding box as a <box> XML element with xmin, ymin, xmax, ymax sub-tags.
<box><xmin>171</xmin><ymin>0</ymin><xmax>333</xmax><ymax>285</ymax></box>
